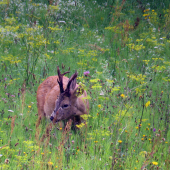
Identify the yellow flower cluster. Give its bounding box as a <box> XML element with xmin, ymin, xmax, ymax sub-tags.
<box><xmin>49</xmin><ymin>5</ymin><xmax>59</xmax><ymax>10</ymax></box>
<box><xmin>128</xmin><ymin>43</ymin><xmax>145</xmax><ymax>51</ymax></box>
<box><xmin>105</xmin><ymin>26</ymin><xmax>122</xmax><ymax>34</ymax></box>
<box><xmin>0</xmin><ymin>0</ymin><xmax>8</xmax><ymax>5</ymax></box>
<box><xmin>152</xmin><ymin>65</ymin><xmax>166</xmax><ymax>71</ymax></box>
<box><xmin>76</xmin><ymin>122</ymin><xmax>86</xmax><ymax>129</ymax></box>
<box><xmin>48</xmin><ymin>26</ymin><xmax>62</xmax><ymax>31</ymax></box>
<box><xmin>128</xmin><ymin>74</ymin><xmax>146</xmax><ymax>84</ymax></box>
<box><xmin>1</xmin><ymin>54</ymin><xmax>21</xmax><ymax>64</ymax></box>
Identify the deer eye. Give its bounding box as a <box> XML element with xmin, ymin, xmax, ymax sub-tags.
<box><xmin>62</xmin><ymin>104</ymin><xmax>69</xmax><ymax>108</ymax></box>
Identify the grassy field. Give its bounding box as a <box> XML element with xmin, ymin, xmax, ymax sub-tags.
<box><xmin>0</xmin><ymin>0</ymin><xmax>170</xmax><ymax>169</ymax></box>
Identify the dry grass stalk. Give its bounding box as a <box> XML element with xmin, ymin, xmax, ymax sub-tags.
<box><xmin>10</xmin><ymin>115</ymin><xmax>16</xmax><ymax>136</ymax></box>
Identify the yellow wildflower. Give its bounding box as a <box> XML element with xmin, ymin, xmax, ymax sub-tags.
<box><xmin>145</xmin><ymin>101</ymin><xmax>150</xmax><ymax>108</ymax></box>
<box><xmin>48</xmin><ymin>162</ymin><xmax>53</xmax><ymax>165</ymax></box>
<box><xmin>152</xmin><ymin>162</ymin><xmax>158</xmax><ymax>165</ymax></box>
<box><xmin>118</xmin><ymin>140</ymin><xmax>122</xmax><ymax>144</ymax></box>
<box><xmin>120</xmin><ymin>94</ymin><xmax>125</xmax><ymax>98</ymax></box>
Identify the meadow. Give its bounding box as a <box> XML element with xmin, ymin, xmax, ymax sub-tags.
<box><xmin>0</xmin><ymin>0</ymin><xmax>170</xmax><ymax>169</ymax></box>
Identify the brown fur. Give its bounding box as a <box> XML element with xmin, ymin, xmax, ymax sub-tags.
<box><xmin>37</xmin><ymin>69</ymin><xmax>89</xmax><ymax>127</ymax></box>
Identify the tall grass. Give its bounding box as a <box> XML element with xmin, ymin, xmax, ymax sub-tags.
<box><xmin>0</xmin><ymin>0</ymin><xmax>170</xmax><ymax>169</ymax></box>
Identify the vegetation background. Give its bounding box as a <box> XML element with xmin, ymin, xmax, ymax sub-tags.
<box><xmin>0</xmin><ymin>0</ymin><xmax>169</xmax><ymax>169</ymax></box>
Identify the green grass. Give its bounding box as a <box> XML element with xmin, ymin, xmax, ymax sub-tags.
<box><xmin>0</xmin><ymin>0</ymin><xmax>170</xmax><ymax>169</ymax></box>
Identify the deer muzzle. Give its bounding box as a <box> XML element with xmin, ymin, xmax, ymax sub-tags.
<box><xmin>50</xmin><ymin>116</ymin><xmax>54</xmax><ymax>121</ymax></box>
<box><xmin>50</xmin><ymin>110</ymin><xmax>60</xmax><ymax>123</ymax></box>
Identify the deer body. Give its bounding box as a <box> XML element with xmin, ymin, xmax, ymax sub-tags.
<box><xmin>37</xmin><ymin>68</ymin><xmax>89</xmax><ymax>126</ymax></box>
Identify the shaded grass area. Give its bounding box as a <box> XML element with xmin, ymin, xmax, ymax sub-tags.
<box><xmin>0</xmin><ymin>0</ymin><xmax>170</xmax><ymax>169</ymax></box>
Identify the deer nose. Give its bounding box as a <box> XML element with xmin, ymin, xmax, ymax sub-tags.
<box><xmin>50</xmin><ymin>116</ymin><xmax>54</xmax><ymax>121</ymax></box>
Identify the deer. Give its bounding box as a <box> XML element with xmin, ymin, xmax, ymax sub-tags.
<box><xmin>36</xmin><ymin>67</ymin><xmax>89</xmax><ymax>129</ymax></box>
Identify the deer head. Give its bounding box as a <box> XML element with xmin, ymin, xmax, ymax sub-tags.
<box><xmin>50</xmin><ymin>67</ymin><xmax>85</xmax><ymax>123</ymax></box>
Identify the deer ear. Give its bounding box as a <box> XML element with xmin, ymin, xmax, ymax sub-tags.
<box><xmin>65</xmin><ymin>71</ymin><xmax>78</xmax><ymax>94</ymax></box>
<box><xmin>70</xmin><ymin>78</ymin><xmax>76</xmax><ymax>91</ymax></box>
<box><xmin>73</xmin><ymin>86</ymin><xmax>84</xmax><ymax>97</ymax></box>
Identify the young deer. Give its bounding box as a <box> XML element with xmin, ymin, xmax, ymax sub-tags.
<box><xmin>36</xmin><ymin>67</ymin><xmax>89</xmax><ymax>127</ymax></box>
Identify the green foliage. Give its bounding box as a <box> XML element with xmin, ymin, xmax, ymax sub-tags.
<box><xmin>0</xmin><ymin>0</ymin><xmax>170</xmax><ymax>169</ymax></box>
